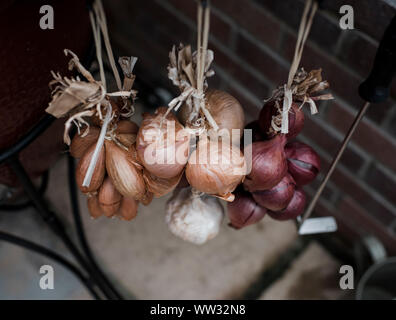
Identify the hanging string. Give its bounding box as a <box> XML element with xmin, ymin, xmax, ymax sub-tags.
<box><xmin>83</xmin><ymin>0</ymin><xmax>122</xmax><ymax>187</ymax></box>
<box><xmin>196</xmin><ymin>0</ymin><xmax>218</xmax><ymax>131</ymax></box>
<box><xmin>281</xmin><ymin>0</ymin><xmax>318</xmax><ymax>134</ymax></box>
<box><xmin>89</xmin><ymin>0</ymin><xmax>122</xmax><ymax>91</ymax></box>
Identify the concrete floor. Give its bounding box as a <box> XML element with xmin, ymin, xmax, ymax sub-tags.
<box><xmin>0</xmin><ymin>146</ymin><xmax>345</xmax><ymax>300</ymax></box>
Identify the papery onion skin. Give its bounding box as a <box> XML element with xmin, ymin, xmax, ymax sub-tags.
<box><xmin>105</xmin><ymin>140</ymin><xmax>146</xmax><ymax>201</ymax></box>
<box><xmin>186</xmin><ymin>137</ymin><xmax>246</xmax><ymax>199</ymax></box>
<box><xmin>136</xmin><ymin>107</ymin><xmax>190</xmax><ymax>179</ymax></box>
<box><xmin>243</xmin><ymin>134</ymin><xmax>288</xmax><ymax>192</ymax></box>
<box><xmin>252</xmin><ymin>173</ymin><xmax>295</xmax><ymax>211</ymax></box>
<box><xmin>268</xmin><ymin>187</ymin><xmax>306</xmax><ymax>221</ymax></box>
<box><xmin>118</xmin><ymin>197</ymin><xmax>138</xmax><ymax>221</ymax></box>
<box><xmin>285</xmin><ymin>141</ymin><xmax>321</xmax><ymax>186</ymax></box>
<box><xmin>143</xmin><ymin>170</ymin><xmax>183</xmax><ymax>197</ymax></box>
<box><xmin>178</xmin><ymin>89</ymin><xmax>245</xmax><ymax>144</ymax></box>
<box><xmin>87</xmin><ymin>195</ymin><xmax>103</xmax><ymax>219</ymax></box>
<box><xmin>205</xmin><ymin>89</ymin><xmax>245</xmax><ymax>144</ymax></box>
<box><xmin>116</xmin><ymin>120</ymin><xmax>139</xmax><ymax>134</ymax></box>
<box><xmin>258</xmin><ymin>101</ymin><xmax>305</xmax><ymax>140</ymax></box>
<box><xmin>75</xmin><ymin>142</ymin><xmax>106</xmax><ymax>193</ymax></box>
<box><xmin>244</xmin><ymin>121</ymin><xmax>266</xmax><ymax>143</ymax></box>
<box><xmin>98</xmin><ymin>177</ymin><xmax>122</xmax><ymax>217</ymax></box>
<box><xmin>227</xmin><ymin>189</ymin><xmax>267</xmax><ymax>229</ymax></box>
<box><xmin>70</xmin><ymin>127</ymin><xmax>100</xmax><ymax>158</ymax></box>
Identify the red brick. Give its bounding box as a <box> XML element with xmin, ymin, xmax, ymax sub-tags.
<box><xmin>320</xmin><ymin>0</ymin><xmax>396</xmax><ymax>42</ymax></box>
<box><xmin>227</xmin><ymin>87</ymin><xmax>260</xmax><ymax>121</ymax></box>
<box><xmin>327</xmin><ymin>159</ymin><xmax>396</xmax><ymax>225</ymax></box>
<box><xmin>338</xmin><ymin>32</ymin><xmax>377</xmax><ymax>78</ymax></box>
<box><xmin>211</xmin><ymin>41</ymin><xmax>270</xmax><ymax>101</ymax></box>
<box><xmin>301</xmin><ymin>115</ymin><xmax>365</xmax><ymax>174</ymax></box>
<box><xmin>214</xmin><ymin>0</ymin><xmax>282</xmax><ymax>49</ymax></box>
<box><xmin>281</xmin><ymin>30</ymin><xmax>392</xmax><ymax>124</ymax></box>
<box><xmin>364</xmin><ymin>164</ymin><xmax>396</xmax><ymax>207</ymax></box>
<box><xmin>326</xmin><ymin>101</ymin><xmax>396</xmax><ymax>172</ymax></box>
<box><xmin>166</xmin><ymin>0</ymin><xmax>232</xmax><ymax>45</ymax></box>
<box><xmin>254</xmin><ymin>0</ymin><xmax>341</xmax><ymax>53</ymax></box>
<box><xmin>235</xmin><ymin>33</ymin><xmax>289</xmax><ymax>87</ymax></box>
<box><xmin>337</xmin><ymin>197</ymin><xmax>396</xmax><ymax>255</ymax></box>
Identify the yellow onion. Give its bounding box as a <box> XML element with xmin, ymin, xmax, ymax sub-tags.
<box><xmin>75</xmin><ymin>143</ymin><xmax>106</xmax><ymax>193</ymax></box>
<box><xmin>98</xmin><ymin>177</ymin><xmax>122</xmax><ymax>217</ymax></box>
<box><xmin>115</xmin><ymin>120</ymin><xmax>139</xmax><ymax>134</ymax></box>
<box><xmin>186</xmin><ymin>136</ymin><xmax>246</xmax><ymax>201</ymax></box>
<box><xmin>143</xmin><ymin>170</ymin><xmax>183</xmax><ymax>198</ymax></box>
<box><xmin>118</xmin><ymin>197</ymin><xmax>138</xmax><ymax>221</ymax></box>
<box><xmin>70</xmin><ymin>127</ymin><xmax>100</xmax><ymax>158</ymax></box>
<box><xmin>105</xmin><ymin>140</ymin><xmax>146</xmax><ymax>200</ymax></box>
<box><xmin>87</xmin><ymin>194</ymin><xmax>103</xmax><ymax>219</ymax></box>
<box><xmin>179</xmin><ymin>89</ymin><xmax>244</xmax><ymax>144</ymax></box>
<box><xmin>136</xmin><ymin>107</ymin><xmax>190</xmax><ymax>179</ymax></box>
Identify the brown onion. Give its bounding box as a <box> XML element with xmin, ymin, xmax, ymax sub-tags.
<box><xmin>252</xmin><ymin>173</ymin><xmax>295</xmax><ymax>211</ymax></box>
<box><xmin>259</xmin><ymin>101</ymin><xmax>304</xmax><ymax>140</ymax></box>
<box><xmin>70</xmin><ymin>127</ymin><xmax>100</xmax><ymax>158</ymax></box>
<box><xmin>118</xmin><ymin>197</ymin><xmax>138</xmax><ymax>221</ymax></box>
<box><xmin>243</xmin><ymin>134</ymin><xmax>287</xmax><ymax>191</ymax></box>
<box><xmin>285</xmin><ymin>141</ymin><xmax>321</xmax><ymax>186</ymax></box>
<box><xmin>115</xmin><ymin>120</ymin><xmax>139</xmax><ymax>134</ymax></box>
<box><xmin>87</xmin><ymin>195</ymin><xmax>103</xmax><ymax>219</ymax></box>
<box><xmin>268</xmin><ymin>187</ymin><xmax>306</xmax><ymax>221</ymax></box>
<box><xmin>179</xmin><ymin>90</ymin><xmax>245</xmax><ymax>144</ymax></box>
<box><xmin>143</xmin><ymin>170</ymin><xmax>183</xmax><ymax>197</ymax></box>
<box><xmin>105</xmin><ymin>140</ymin><xmax>146</xmax><ymax>200</ymax></box>
<box><xmin>98</xmin><ymin>177</ymin><xmax>122</xmax><ymax>217</ymax></box>
<box><xmin>227</xmin><ymin>189</ymin><xmax>267</xmax><ymax>229</ymax></box>
<box><xmin>75</xmin><ymin>143</ymin><xmax>106</xmax><ymax>193</ymax></box>
<box><xmin>186</xmin><ymin>136</ymin><xmax>246</xmax><ymax>201</ymax></box>
<box><xmin>137</xmin><ymin>107</ymin><xmax>190</xmax><ymax>179</ymax></box>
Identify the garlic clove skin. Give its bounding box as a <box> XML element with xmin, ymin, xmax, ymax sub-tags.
<box><xmin>105</xmin><ymin>140</ymin><xmax>146</xmax><ymax>201</ymax></box>
<box><xmin>118</xmin><ymin>197</ymin><xmax>138</xmax><ymax>221</ymax></box>
<box><xmin>186</xmin><ymin>137</ymin><xmax>246</xmax><ymax>199</ymax></box>
<box><xmin>70</xmin><ymin>127</ymin><xmax>100</xmax><ymax>158</ymax></box>
<box><xmin>166</xmin><ymin>188</ymin><xmax>224</xmax><ymax>245</ymax></box>
<box><xmin>75</xmin><ymin>142</ymin><xmax>106</xmax><ymax>193</ymax></box>
<box><xmin>98</xmin><ymin>177</ymin><xmax>122</xmax><ymax>217</ymax></box>
<box><xmin>136</xmin><ymin>107</ymin><xmax>190</xmax><ymax>179</ymax></box>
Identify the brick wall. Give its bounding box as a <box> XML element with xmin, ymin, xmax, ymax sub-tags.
<box><xmin>106</xmin><ymin>0</ymin><xmax>396</xmax><ymax>254</ymax></box>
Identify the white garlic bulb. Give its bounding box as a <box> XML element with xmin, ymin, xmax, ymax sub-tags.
<box><xmin>165</xmin><ymin>188</ymin><xmax>224</xmax><ymax>245</ymax></box>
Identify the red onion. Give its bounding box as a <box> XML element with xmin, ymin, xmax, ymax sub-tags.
<box><xmin>285</xmin><ymin>141</ymin><xmax>321</xmax><ymax>186</ymax></box>
<box><xmin>268</xmin><ymin>187</ymin><xmax>306</xmax><ymax>221</ymax></box>
<box><xmin>252</xmin><ymin>173</ymin><xmax>295</xmax><ymax>211</ymax></box>
<box><xmin>227</xmin><ymin>189</ymin><xmax>267</xmax><ymax>229</ymax></box>
<box><xmin>243</xmin><ymin>134</ymin><xmax>288</xmax><ymax>191</ymax></box>
<box><xmin>244</xmin><ymin>120</ymin><xmax>265</xmax><ymax>143</ymax></box>
<box><xmin>259</xmin><ymin>101</ymin><xmax>305</xmax><ymax>140</ymax></box>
